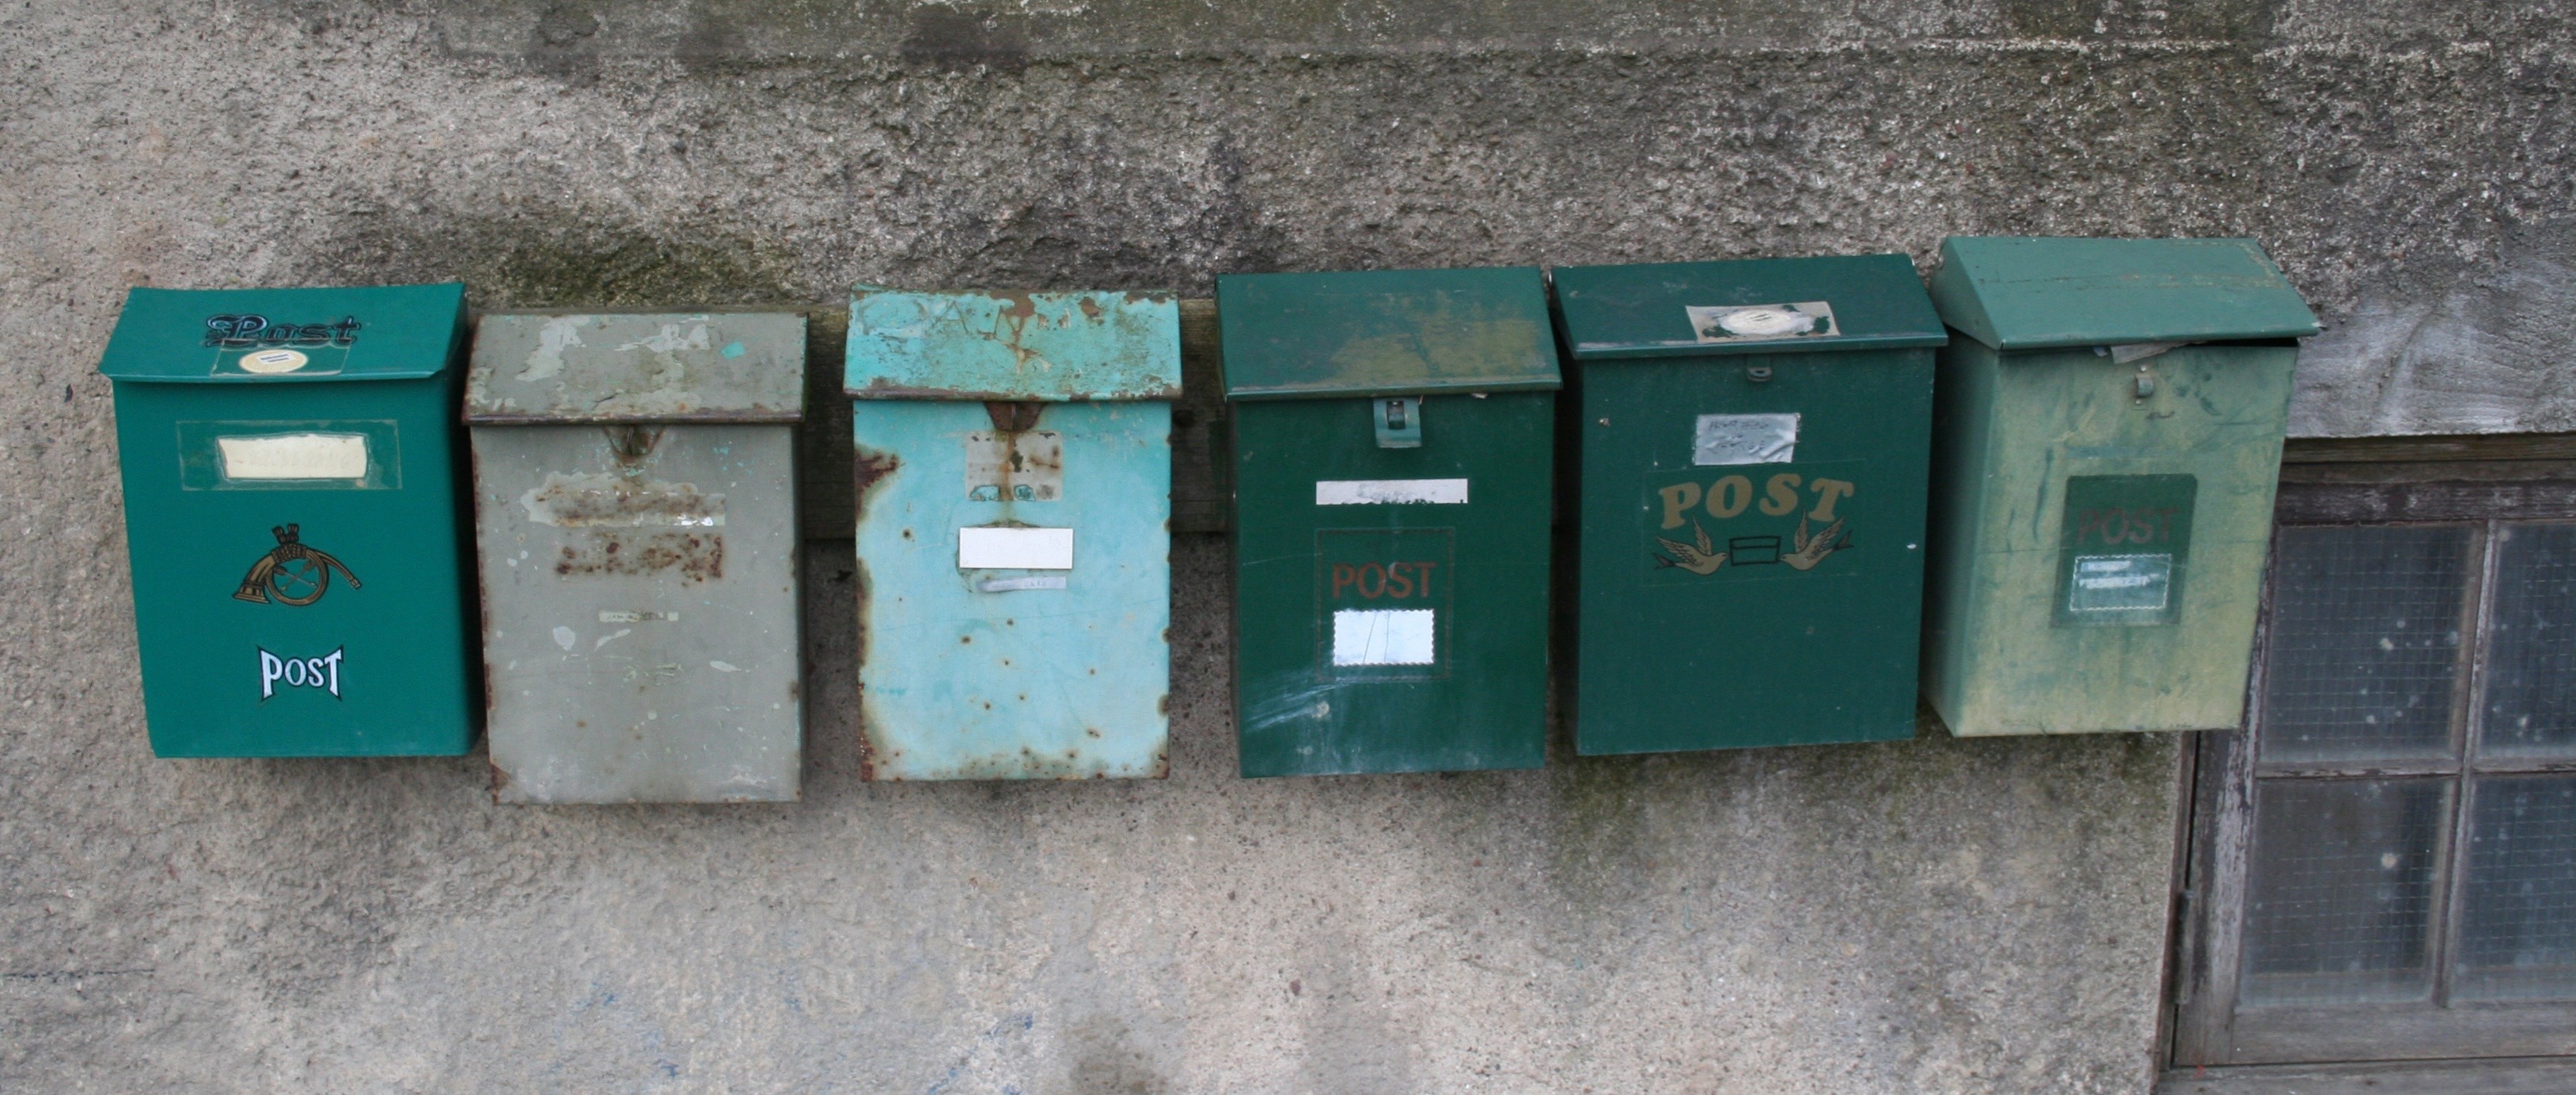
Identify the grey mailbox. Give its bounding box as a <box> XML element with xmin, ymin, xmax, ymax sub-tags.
<box><xmin>466</xmin><ymin>312</ymin><xmax>806</xmax><ymax>803</ymax></box>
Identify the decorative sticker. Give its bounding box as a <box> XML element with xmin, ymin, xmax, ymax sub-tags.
<box><xmin>1641</xmin><ymin>460</ymin><xmax>1863</xmax><ymax>587</ymax></box>
<box><xmin>1316</xmin><ymin>527</ymin><xmax>1453</xmax><ymax>680</ymax></box>
<box><xmin>259</xmin><ymin>646</ymin><xmax>346</xmax><ymax>700</ymax></box>
<box><xmin>1685</xmin><ymin>301</ymin><xmax>1837</xmax><ymax>344</ymax></box>
<box><xmin>233</xmin><ymin>524</ymin><xmax>360</xmax><ymax>606</ymax></box>
<box><xmin>2054</xmin><ymin>474</ymin><xmax>2196</xmax><ymax>627</ymax></box>
<box><xmin>204</xmin><ymin>314</ymin><xmax>361</xmax><ymax>377</ymax></box>
<box><xmin>1694</xmin><ymin>413</ymin><xmax>1800</xmax><ymax>466</ymax></box>
<box><xmin>965</xmin><ymin>430</ymin><xmax>1063</xmax><ymax>502</ymax></box>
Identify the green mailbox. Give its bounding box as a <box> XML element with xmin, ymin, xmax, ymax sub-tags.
<box><xmin>99</xmin><ymin>283</ymin><xmax>477</xmax><ymax>757</ymax></box>
<box><xmin>1922</xmin><ymin>237</ymin><xmax>2319</xmax><ymax>737</ymax></box>
<box><xmin>1553</xmin><ymin>255</ymin><xmax>1946</xmax><ymax>754</ymax></box>
<box><xmin>1219</xmin><ymin>267</ymin><xmax>1558</xmax><ymax>777</ymax></box>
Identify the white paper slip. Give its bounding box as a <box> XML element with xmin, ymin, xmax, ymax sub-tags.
<box><xmin>958</xmin><ymin>526</ymin><xmax>1075</xmax><ymax>570</ymax></box>
<box><xmin>1331</xmin><ymin>609</ymin><xmax>1437</xmax><ymax>666</ymax></box>
<box><xmin>1315</xmin><ymin>478</ymin><xmax>1470</xmax><ymax>505</ymax></box>
<box><xmin>218</xmin><ymin>433</ymin><xmax>369</xmax><ymax>480</ymax></box>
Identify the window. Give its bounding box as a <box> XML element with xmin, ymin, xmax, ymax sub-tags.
<box><xmin>2169</xmin><ymin>463</ymin><xmax>2576</xmax><ymax>1088</ymax></box>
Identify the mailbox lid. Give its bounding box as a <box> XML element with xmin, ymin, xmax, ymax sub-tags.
<box><xmin>465</xmin><ymin>312</ymin><xmax>807</xmax><ymax>424</ymax></box>
<box><xmin>1929</xmin><ymin>236</ymin><xmax>2321</xmax><ymax>351</ymax></box>
<box><xmin>1216</xmin><ymin>267</ymin><xmax>1561</xmax><ymax>399</ymax></box>
<box><xmin>845</xmin><ymin>289</ymin><xmax>1180</xmax><ymax>402</ymax></box>
<box><xmin>1553</xmin><ymin>255</ymin><xmax>1947</xmax><ymax>360</ymax></box>
<box><xmin>99</xmin><ymin>283</ymin><xmax>466</xmax><ymax>383</ymax></box>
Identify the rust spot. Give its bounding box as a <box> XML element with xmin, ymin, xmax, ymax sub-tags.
<box><xmin>1076</xmin><ymin>297</ymin><xmax>1104</xmax><ymax>321</ymax></box>
<box><xmin>603</xmin><ymin>424</ymin><xmax>663</xmax><ymax>467</ymax></box>
<box><xmin>1085</xmin><ymin>727</ymin><xmax>1102</xmax><ymax>738</ymax></box>
<box><xmin>490</xmin><ymin>762</ymin><xmax>514</xmax><ymax>800</ymax></box>
<box><xmin>786</xmin><ymin>679</ymin><xmax>800</xmax><ymax>701</ymax></box>
<box><xmin>553</xmin><ymin>532</ymin><xmax>725</xmax><ymax>582</ymax></box>
<box><xmin>1157</xmin><ymin>693</ymin><xmax>1169</xmax><ymax>716</ymax></box>
<box><xmin>853</xmin><ymin>446</ymin><xmax>902</xmax><ymax>507</ymax></box>
<box><xmin>522</xmin><ymin>472</ymin><xmax>722</xmax><ymax>527</ymax></box>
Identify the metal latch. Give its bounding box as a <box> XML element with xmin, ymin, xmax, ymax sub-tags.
<box><xmin>1374</xmin><ymin>397</ymin><xmax>1423</xmax><ymax>449</ymax></box>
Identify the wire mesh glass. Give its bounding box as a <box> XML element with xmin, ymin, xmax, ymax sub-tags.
<box><xmin>2241</xmin><ymin>777</ymin><xmax>2450</xmax><ymax>1006</ymax></box>
<box><xmin>2455</xmin><ymin>775</ymin><xmax>2576</xmax><ymax>1001</ymax></box>
<box><xmin>2258</xmin><ymin>525</ymin><xmax>2471</xmax><ymax>765</ymax></box>
<box><xmin>2481</xmin><ymin>523</ymin><xmax>2576</xmax><ymax>759</ymax></box>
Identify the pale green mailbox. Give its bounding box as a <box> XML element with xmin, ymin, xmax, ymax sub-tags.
<box><xmin>1921</xmin><ymin>237</ymin><xmax>2318</xmax><ymax>737</ymax></box>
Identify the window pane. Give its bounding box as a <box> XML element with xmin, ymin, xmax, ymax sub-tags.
<box><xmin>2241</xmin><ymin>778</ymin><xmax>2449</xmax><ymax>1006</ymax></box>
<box><xmin>2258</xmin><ymin>525</ymin><xmax>2470</xmax><ymax>765</ymax></box>
<box><xmin>2456</xmin><ymin>776</ymin><xmax>2576</xmax><ymax>1001</ymax></box>
<box><xmin>2482</xmin><ymin>523</ymin><xmax>2576</xmax><ymax>758</ymax></box>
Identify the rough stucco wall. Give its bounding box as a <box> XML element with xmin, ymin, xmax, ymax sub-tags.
<box><xmin>0</xmin><ymin>2</ymin><xmax>2566</xmax><ymax>1091</ymax></box>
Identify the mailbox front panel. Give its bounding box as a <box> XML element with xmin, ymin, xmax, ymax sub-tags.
<box><xmin>1233</xmin><ymin>393</ymin><xmax>1552</xmax><ymax>777</ymax></box>
<box><xmin>111</xmin><ymin>377</ymin><xmax>475</xmax><ymax>756</ymax></box>
<box><xmin>1573</xmin><ymin>349</ymin><xmax>1934</xmax><ymax>754</ymax></box>
<box><xmin>850</xmin><ymin>400</ymin><xmax>1171</xmax><ymax>780</ymax></box>
<box><xmin>1922</xmin><ymin>342</ymin><xmax>2298</xmax><ymax>736</ymax></box>
<box><xmin>472</xmin><ymin>424</ymin><xmax>801</xmax><ymax>802</ymax></box>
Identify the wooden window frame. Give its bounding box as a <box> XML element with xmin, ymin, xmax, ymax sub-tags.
<box><xmin>2163</xmin><ymin>445</ymin><xmax>2576</xmax><ymax>1091</ymax></box>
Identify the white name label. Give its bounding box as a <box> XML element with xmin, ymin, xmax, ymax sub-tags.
<box><xmin>259</xmin><ymin>646</ymin><xmax>345</xmax><ymax>699</ymax></box>
<box><xmin>1315</xmin><ymin>479</ymin><xmax>1470</xmax><ymax>505</ymax></box>
<box><xmin>218</xmin><ymin>433</ymin><xmax>369</xmax><ymax>480</ymax></box>
<box><xmin>958</xmin><ymin>527</ymin><xmax>1074</xmax><ymax>570</ymax></box>
<box><xmin>1331</xmin><ymin>609</ymin><xmax>1436</xmax><ymax>666</ymax></box>
<box><xmin>1694</xmin><ymin>413</ymin><xmax>1800</xmax><ymax>466</ymax></box>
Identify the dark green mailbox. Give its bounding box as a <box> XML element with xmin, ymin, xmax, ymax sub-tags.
<box><xmin>1922</xmin><ymin>237</ymin><xmax>2319</xmax><ymax>737</ymax></box>
<box><xmin>1553</xmin><ymin>255</ymin><xmax>1945</xmax><ymax>753</ymax></box>
<box><xmin>99</xmin><ymin>284</ymin><xmax>476</xmax><ymax>757</ymax></box>
<box><xmin>1219</xmin><ymin>267</ymin><xmax>1558</xmax><ymax>777</ymax></box>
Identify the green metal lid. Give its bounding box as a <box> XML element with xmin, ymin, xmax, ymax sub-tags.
<box><xmin>1929</xmin><ymin>236</ymin><xmax>2321</xmax><ymax>351</ymax></box>
<box><xmin>1217</xmin><ymin>267</ymin><xmax>1561</xmax><ymax>400</ymax></box>
<box><xmin>97</xmin><ymin>283</ymin><xmax>466</xmax><ymax>383</ymax></box>
<box><xmin>466</xmin><ymin>312</ymin><xmax>807</xmax><ymax>424</ymax></box>
<box><xmin>845</xmin><ymin>289</ymin><xmax>1181</xmax><ymax>402</ymax></box>
<box><xmin>1552</xmin><ymin>254</ymin><xmax>1947</xmax><ymax>360</ymax></box>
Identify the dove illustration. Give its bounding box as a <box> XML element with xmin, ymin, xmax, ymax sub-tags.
<box><xmin>1653</xmin><ymin>521</ymin><xmax>1728</xmax><ymax>575</ymax></box>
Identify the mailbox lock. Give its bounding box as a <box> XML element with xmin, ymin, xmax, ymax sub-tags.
<box><xmin>1746</xmin><ymin>366</ymin><xmax>1773</xmax><ymax>383</ymax></box>
<box><xmin>2133</xmin><ymin>366</ymin><xmax>2156</xmax><ymax>401</ymax></box>
<box><xmin>1374</xmin><ymin>396</ymin><xmax>1424</xmax><ymax>449</ymax></box>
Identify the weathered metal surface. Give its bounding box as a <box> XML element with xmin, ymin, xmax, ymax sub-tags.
<box><xmin>468</xmin><ymin>311</ymin><xmax>806</xmax><ymax>802</ymax></box>
<box><xmin>97</xmin><ymin>283</ymin><xmax>477</xmax><ymax>758</ymax></box>
<box><xmin>847</xmin><ymin>289</ymin><xmax>1182</xmax><ymax>402</ymax></box>
<box><xmin>847</xmin><ymin>399</ymin><xmax>1170</xmax><ymax>780</ymax></box>
<box><xmin>465</xmin><ymin>312</ymin><xmax>807</xmax><ymax>423</ymax></box>
<box><xmin>472</xmin><ymin>424</ymin><xmax>803</xmax><ymax>802</ymax></box>
<box><xmin>1220</xmin><ymin>268</ymin><xmax>1557</xmax><ymax>777</ymax></box>
<box><xmin>1553</xmin><ymin>255</ymin><xmax>1943</xmax><ymax>754</ymax></box>
<box><xmin>1929</xmin><ymin>236</ymin><xmax>2320</xmax><ymax>351</ymax></box>
<box><xmin>1923</xmin><ymin>238</ymin><xmax>2309</xmax><ymax>736</ymax></box>
<box><xmin>1216</xmin><ymin>267</ymin><xmax>1559</xmax><ymax>400</ymax></box>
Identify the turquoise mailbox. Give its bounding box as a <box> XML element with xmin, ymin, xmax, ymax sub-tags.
<box><xmin>845</xmin><ymin>288</ymin><xmax>1180</xmax><ymax>780</ymax></box>
<box><xmin>98</xmin><ymin>283</ymin><xmax>476</xmax><ymax>757</ymax></box>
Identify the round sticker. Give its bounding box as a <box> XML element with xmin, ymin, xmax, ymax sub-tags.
<box><xmin>1717</xmin><ymin>307</ymin><xmax>1813</xmax><ymax>337</ymax></box>
<box><xmin>240</xmin><ymin>349</ymin><xmax>309</xmax><ymax>374</ymax></box>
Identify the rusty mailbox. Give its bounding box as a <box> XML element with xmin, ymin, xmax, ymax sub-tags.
<box><xmin>466</xmin><ymin>313</ymin><xmax>805</xmax><ymax>803</ymax></box>
<box><xmin>845</xmin><ymin>289</ymin><xmax>1180</xmax><ymax>780</ymax></box>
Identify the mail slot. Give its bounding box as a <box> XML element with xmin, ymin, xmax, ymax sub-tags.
<box><xmin>466</xmin><ymin>312</ymin><xmax>806</xmax><ymax>802</ymax></box>
<box><xmin>1553</xmin><ymin>255</ymin><xmax>1946</xmax><ymax>753</ymax></box>
<box><xmin>1922</xmin><ymin>236</ymin><xmax>2320</xmax><ymax>735</ymax></box>
<box><xmin>1218</xmin><ymin>267</ymin><xmax>1559</xmax><ymax>777</ymax></box>
<box><xmin>98</xmin><ymin>283</ymin><xmax>475</xmax><ymax>756</ymax></box>
<box><xmin>845</xmin><ymin>289</ymin><xmax>1180</xmax><ymax>780</ymax></box>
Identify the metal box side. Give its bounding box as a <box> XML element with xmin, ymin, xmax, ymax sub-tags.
<box><xmin>1572</xmin><ymin>347</ymin><xmax>1935</xmax><ymax>754</ymax></box>
<box><xmin>110</xmin><ymin>374</ymin><xmax>477</xmax><ymax>757</ymax></box>
<box><xmin>1940</xmin><ymin>344</ymin><xmax>2296</xmax><ymax>735</ymax></box>
<box><xmin>1919</xmin><ymin>338</ymin><xmax>2006</xmax><ymax>733</ymax></box>
<box><xmin>472</xmin><ymin>424</ymin><xmax>803</xmax><ymax>803</ymax></box>
<box><xmin>851</xmin><ymin>400</ymin><xmax>1172</xmax><ymax>780</ymax></box>
<box><xmin>1231</xmin><ymin>393</ymin><xmax>1553</xmax><ymax>777</ymax></box>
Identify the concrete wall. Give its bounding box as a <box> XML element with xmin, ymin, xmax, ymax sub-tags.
<box><xmin>2</xmin><ymin>2</ymin><xmax>2566</xmax><ymax>1091</ymax></box>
